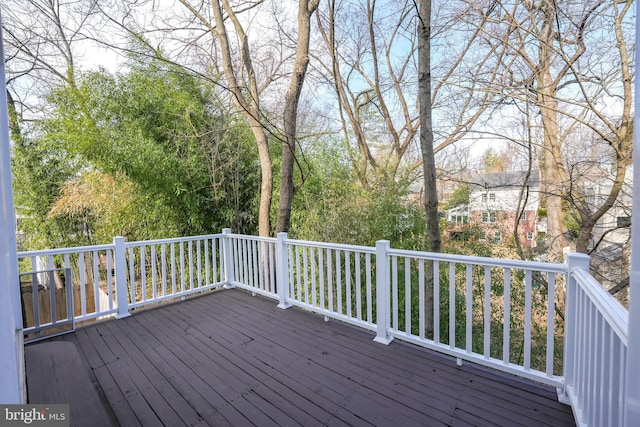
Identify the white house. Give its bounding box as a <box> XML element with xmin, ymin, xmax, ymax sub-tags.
<box><xmin>446</xmin><ymin>170</ymin><xmax>541</xmax><ymax>247</ymax></box>
<box><xmin>587</xmin><ymin>165</ymin><xmax>633</xmax><ymax>250</ymax></box>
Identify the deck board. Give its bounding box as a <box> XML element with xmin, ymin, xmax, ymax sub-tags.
<box><xmin>28</xmin><ymin>288</ymin><xmax>575</xmax><ymax>426</ymax></box>
<box><xmin>24</xmin><ymin>341</ymin><xmax>117</xmax><ymax>427</ymax></box>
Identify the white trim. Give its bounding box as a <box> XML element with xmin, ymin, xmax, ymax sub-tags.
<box><xmin>624</xmin><ymin>1</ymin><xmax>640</xmax><ymax>423</ymax></box>
<box><xmin>0</xmin><ymin>6</ymin><xmax>25</xmax><ymax>403</ymax></box>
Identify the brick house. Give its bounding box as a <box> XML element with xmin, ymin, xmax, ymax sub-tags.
<box><xmin>446</xmin><ymin>171</ymin><xmax>540</xmax><ymax>247</ymax></box>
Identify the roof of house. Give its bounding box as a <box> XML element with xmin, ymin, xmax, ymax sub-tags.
<box><xmin>469</xmin><ymin>170</ymin><xmax>540</xmax><ymax>190</ymax></box>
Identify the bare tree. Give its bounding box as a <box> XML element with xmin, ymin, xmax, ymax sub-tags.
<box><xmin>315</xmin><ymin>0</ymin><xmax>512</xmax><ymax>190</ymax></box>
<box><xmin>566</xmin><ymin>0</ymin><xmax>634</xmax><ymax>255</ymax></box>
<box><xmin>416</xmin><ymin>0</ymin><xmax>439</xmax><ymax>337</ymax></box>
<box><xmin>173</xmin><ymin>0</ymin><xmax>322</xmax><ymax>235</ymax></box>
<box><xmin>2</xmin><ymin>0</ymin><xmax>100</xmax><ymax>129</ymax></box>
<box><xmin>275</xmin><ymin>0</ymin><xmax>320</xmax><ymax>233</ymax></box>
<box><xmin>483</xmin><ymin>0</ymin><xmax>633</xmax><ymax>260</ymax></box>
<box><xmin>204</xmin><ymin>0</ymin><xmax>274</xmax><ymax>237</ymax></box>
<box><xmin>316</xmin><ymin>0</ymin><xmax>414</xmax><ymax>188</ymax></box>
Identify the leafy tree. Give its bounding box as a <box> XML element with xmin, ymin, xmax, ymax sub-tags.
<box><xmin>290</xmin><ymin>141</ymin><xmax>427</xmax><ymax>249</ymax></box>
<box><xmin>47</xmin><ymin>171</ymin><xmax>181</xmax><ymax>242</ymax></box>
<box><xmin>13</xmin><ymin>60</ymin><xmax>260</xmax><ymax>247</ymax></box>
<box><xmin>11</xmin><ymin>128</ymin><xmax>79</xmax><ymax>250</ymax></box>
<box><xmin>444</xmin><ymin>184</ymin><xmax>470</xmax><ymax>210</ymax></box>
<box><xmin>480</xmin><ymin>148</ymin><xmax>504</xmax><ymax>173</ymax></box>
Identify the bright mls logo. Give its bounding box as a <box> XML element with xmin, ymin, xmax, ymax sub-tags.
<box><xmin>0</xmin><ymin>405</ymin><xmax>69</xmax><ymax>427</ymax></box>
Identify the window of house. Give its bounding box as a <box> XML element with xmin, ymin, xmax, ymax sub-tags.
<box><xmin>526</xmin><ymin>232</ymin><xmax>534</xmax><ymax>240</ymax></box>
<box><xmin>482</xmin><ymin>194</ymin><xmax>487</xmax><ymax>203</ymax></box>
<box><xmin>520</xmin><ymin>211</ymin><xmax>527</xmax><ymax>221</ymax></box>
<box><xmin>489</xmin><ymin>193</ymin><xmax>496</xmax><ymax>202</ymax></box>
<box><xmin>482</xmin><ymin>212</ymin><xmax>496</xmax><ymax>223</ymax></box>
<box><xmin>479</xmin><ymin>230</ymin><xmax>486</xmax><ymax>240</ymax></box>
<box><xmin>617</xmin><ymin>216</ymin><xmax>631</xmax><ymax>228</ymax></box>
<box><xmin>494</xmin><ymin>231</ymin><xmax>502</xmax><ymax>243</ymax></box>
<box><xmin>453</xmin><ymin>215</ymin><xmax>469</xmax><ymax>225</ymax></box>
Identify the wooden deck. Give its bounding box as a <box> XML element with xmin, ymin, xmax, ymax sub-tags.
<box><xmin>26</xmin><ymin>288</ymin><xmax>576</xmax><ymax>426</ymax></box>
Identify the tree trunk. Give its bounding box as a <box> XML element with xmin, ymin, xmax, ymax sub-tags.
<box><xmin>255</xmin><ymin>127</ymin><xmax>274</xmax><ymax>237</ymax></box>
<box><xmin>6</xmin><ymin>91</ymin><xmax>24</xmax><ymax>148</ymax></box>
<box><xmin>535</xmin><ymin>3</ymin><xmax>569</xmax><ymax>259</ymax></box>
<box><xmin>210</xmin><ymin>0</ymin><xmax>273</xmax><ymax>237</ymax></box>
<box><xmin>538</xmin><ymin>87</ymin><xmax>569</xmax><ymax>258</ymax></box>
<box><xmin>275</xmin><ymin>0</ymin><xmax>319</xmax><ymax>233</ymax></box>
<box><xmin>418</xmin><ymin>0</ymin><xmax>439</xmax><ymax>338</ymax></box>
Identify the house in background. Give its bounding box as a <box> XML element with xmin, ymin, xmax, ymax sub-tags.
<box><xmin>444</xmin><ymin>166</ymin><xmax>633</xmax><ymax>302</ymax></box>
<box><xmin>446</xmin><ymin>170</ymin><xmax>541</xmax><ymax>247</ymax></box>
<box><xmin>581</xmin><ymin>165</ymin><xmax>633</xmax><ymax>299</ymax></box>
<box><xmin>584</xmin><ymin>165</ymin><xmax>632</xmax><ymax>250</ymax></box>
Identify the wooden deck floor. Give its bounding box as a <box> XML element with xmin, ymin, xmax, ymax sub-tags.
<box><xmin>27</xmin><ymin>288</ymin><xmax>575</xmax><ymax>426</ymax></box>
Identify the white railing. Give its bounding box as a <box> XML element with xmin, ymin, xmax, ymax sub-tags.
<box><xmin>20</xmin><ymin>268</ymin><xmax>73</xmax><ymax>342</ymax></box>
<box><xmin>17</xmin><ymin>230</ymin><xmax>631</xmax><ymax>425</ymax></box>
<box><xmin>226</xmin><ymin>233</ymin><xmax>278</xmax><ymax>299</ymax></box>
<box><xmin>381</xmin><ymin>245</ymin><xmax>567</xmax><ymax>387</ymax></box>
<box><xmin>123</xmin><ymin>234</ymin><xmax>227</xmax><ymax>309</ymax></box>
<box><xmin>18</xmin><ymin>244</ymin><xmax>118</xmax><ymax>322</ymax></box>
<box><xmin>284</xmin><ymin>237</ymin><xmax>377</xmax><ymax>331</ymax></box>
<box><xmin>17</xmin><ymin>233</ymin><xmax>230</xmax><ymax>321</ymax></box>
<box><xmin>246</xmin><ymin>235</ymin><xmax>566</xmax><ymax>386</ymax></box>
<box><xmin>563</xmin><ymin>254</ymin><xmax>628</xmax><ymax>427</ymax></box>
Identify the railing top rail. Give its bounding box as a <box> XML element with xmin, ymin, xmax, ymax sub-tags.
<box><xmin>388</xmin><ymin>247</ymin><xmax>568</xmax><ymax>273</ymax></box>
<box><xmin>284</xmin><ymin>238</ymin><xmax>376</xmax><ymax>254</ymax></box>
<box><xmin>572</xmin><ymin>267</ymin><xmax>628</xmax><ymax>346</ymax></box>
<box><xmin>126</xmin><ymin>233</ymin><xmax>223</xmax><ymax>247</ymax></box>
<box><xmin>19</xmin><ymin>267</ymin><xmax>71</xmax><ymax>274</ymax></box>
<box><xmin>228</xmin><ymin>233</ymin><xmax>277</xmax><ymax>243</ymax></box>
<box><xmin>17</xmin><ymin>244</ymin><xmax>115</xmax><ymax>257</ymax></box>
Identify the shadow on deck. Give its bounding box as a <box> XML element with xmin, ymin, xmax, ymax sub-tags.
<box><xmin>26</xmin><ymin>288</ymin><xmax>575</xmax><ymax>426</ymax></box>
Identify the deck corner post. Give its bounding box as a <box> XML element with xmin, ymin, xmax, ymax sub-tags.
<box><xmin>114</xmin><ymin>236</ymin><xmax>131</xmax><ymax>319</ymax></box>
<box><xmin>276</xmin><ymin>232</ymin><xmax>292</xmax><ymax>309</ymax></box>
<box><xmin>561</xmin><ymin>252</ymin><xmax>590</xmax><ymax>402</ymax></box>
<box><xmin>222</xmin><ymin>228</ymin><xmax>235</xmax><ymax>289</ymax></box>
<box><xmin>374</xmin><ymin>240</ymin><xmax>393</xmax><ymax>345</ymax></box>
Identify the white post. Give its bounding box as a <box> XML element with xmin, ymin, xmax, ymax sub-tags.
<box><xmin>624</xmin><ymin>3</ymin><xmax>640</xmax><ymax>423</ymax></box>
<box><xmin>374</xmin><ymin>240</ymin><xmax>393</xmax><ymax>345</ymax></box>
<box><xmin>561</xmin><ymin>253</ymin><xmax>590</xmax><ymax>404</ymax></box>
<box><xmin>113</xmin><ymin>237</ymin><xmax>131</xmax><ymax>319</ymax></box>
<box><xmin>276</xmin><ymin>232</ymin><xmax>292</xmax><ymax>309</ymax></box>
<box><xmin>0</xmin><ymin>6</ymin><xmax>25</xmax><ymax>403</ymax></box>
<box><xmin>222</xmin><ymin>228</ymin><xmax>235</xmax><ymax>289</ymax></box>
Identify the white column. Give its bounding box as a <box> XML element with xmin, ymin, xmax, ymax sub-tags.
<box><xmin>113</xmin><ymin>237</ymin><xmax>131</xmax><ymax>319</ymax></box>
<box><xmin>561</xmin><ymin>253</ymin><xmax>590</xmax><ymax>404</ymax></box>
<box><xmin>624</xmin><ymin>2</ymin><xmax>640</xmax><ymax>423</ymax></box>
<box><xmin>0</xmin><ymin>7</ymin><xmax>25</xmax><ymax>403</ymax></box>
<box><xmin>222</xmin><ymin>228</ymin><xmax>235</xmax><ymax>288</ymax></box>
<box><xmin>276</xmin><ymin>232</ymin><xmax>292</xmax><ymax>309</ymax></box>
<box><xmin>374</xmin><ymin>240</ymin><xmax>393</xmax><ymax>345</ymax></box>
